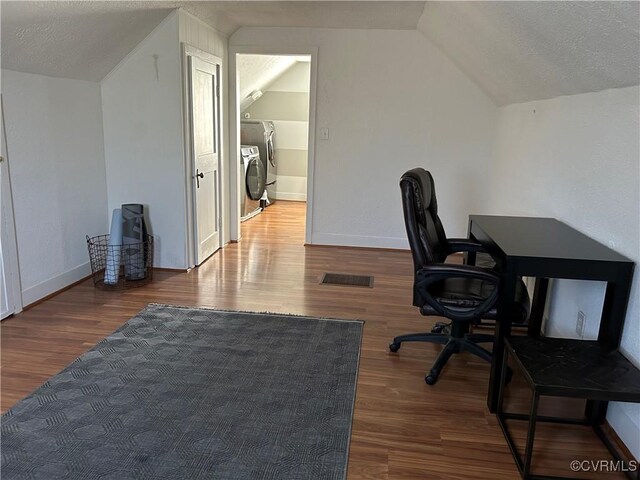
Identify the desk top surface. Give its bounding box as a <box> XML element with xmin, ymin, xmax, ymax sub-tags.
<box><xmin>469</xmin><ymin>215</ymin><xmax>632</xmax><ymax>264</ymax></box>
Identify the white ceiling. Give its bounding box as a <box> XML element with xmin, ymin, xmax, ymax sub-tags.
<box><xmin>1</xmin><ymin>1</ymin><xmax>175</xmax><ymax>82</ymax></box>
<box><xmin>1</xmin><ymin>1</ymin><xmax>425</xmax><ymax>82</ymax></box>
<box><xmin>190</xmin><ymin>1</ymin><xmax>426</xmax><ymax>34</ymax></box>
<box><xmin>419</xmin><ymin>1</ymin><xmax>640</xmax><ymax>106</ymax></box>
<box><xmin>1</xmin><ymin>1</ymin><xmax>638</xmax><ymax>105</ymax></box>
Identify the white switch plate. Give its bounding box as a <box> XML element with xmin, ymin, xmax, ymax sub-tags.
<box><xmin>320</xmin><ymin>128</ymin><xmax>329</xmax><ymax>140</ymax></box>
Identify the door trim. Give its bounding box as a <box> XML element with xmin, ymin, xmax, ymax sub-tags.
<box><xmin>182</xmin><ymin>44</ymin><xmax>224</xmax><ymax>268</ymax></box>
<box><xmin>0</xmin><ymin>95</ymin><xmax>23</xmax><ymax>318</ymax></box>
<box><xmin>228</xmin><ymin>46</ymin><xmax>318</xmax><ymax>244</ymax></box>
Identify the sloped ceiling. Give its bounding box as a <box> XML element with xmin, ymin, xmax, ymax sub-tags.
<box><xmin>1</xmin><ymin>1</ymin><xmax>175</xmax><ymax>82</ymax></box>
<box><xmin>2</xmin><ymin>1</ymin><xmax>638</xmax><ymax>104</ymax></box>
<box><xmin>237</xmin><ymin>55</ymin><xmax>298</xmax><ymax>112</ymax></box>
<box><xmin>197</xmin><ymin>1</ymin><xmax>425</xmax><ymax>33</ymax></box>
<box><xmin>418</xmin><ymin>1</ymin><xmax>640</xmax><ymax>106</ymax></box>
<box><xmin>1</xmin><ymin>1</ymin><xmax>425</xmax><ymax>82</ymax></box>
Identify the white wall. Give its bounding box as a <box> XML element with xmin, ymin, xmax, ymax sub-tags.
<box><xmin>490</xmin><ymin>86</ymin><xmax>640</xmax><ymax>458</ymax></box>
<box><xmin>230</xmin><ymin>27</ymin><xmax>499</xmax><ymax>248</ymax></box>
<box><xmin>1</xmin><ymin>69</ymin><xmax>108</xmax><ymax>305</ymax></box>
<box><xmin>269</xmin><ymin>62</ymin><xmax>310</xmax><ymax>202</ymax></box>
<box><xmin>102</xmin><ymin>12</ymin><xmax>185</xmax><ymax>268</ymax></box>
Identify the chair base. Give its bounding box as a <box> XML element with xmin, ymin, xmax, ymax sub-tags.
<box><xmin>390</xmin><ymin>322</ymin><xmax>494</xmax><ymax>385</ymax></box>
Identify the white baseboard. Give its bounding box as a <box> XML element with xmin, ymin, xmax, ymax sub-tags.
<box><xmin>274</xmin><ymin>176</ymin><xmax>307</xmax><ymax>202</ymax></box>
<box><xmin>311</xmin><ymin>232</ymin><xmax>409</xmax><ymax>249</ymax></box>
<box><xmin>275</xmin><ymin>192</ymin><xmax>306</xmax><ymax>201</ymax></box>
<box><xmin>22</xmin><ymin>262</ymin><xmax>91</xmax><ymax>306</ymax></box>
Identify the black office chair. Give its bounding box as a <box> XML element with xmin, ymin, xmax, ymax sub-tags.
<box><xmin>390</xmin><ymin>168</ymin><xmax>530</xmax><ymax>385</ymax></box>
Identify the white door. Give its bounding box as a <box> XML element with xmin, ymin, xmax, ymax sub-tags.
<box><xmin>0</xmin><ymin>95</ymin><xmax>22</xmax><ymax>319</ymax></box>
<box><xmin>189</xmin><ymin>56</ymin><xmax>221</xmax><ymax>265</ymax></box>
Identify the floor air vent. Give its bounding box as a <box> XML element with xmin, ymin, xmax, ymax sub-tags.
<box><xmin>320</xmin><ymin>273</ymin><xmax>374</xmax><ymax>288</ymax></box>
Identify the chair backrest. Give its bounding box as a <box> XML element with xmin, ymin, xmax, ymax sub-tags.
<box><xmin>400</xmin><ymin>168</ymin><xmax>449</xmax><ymax>271</ymax></box>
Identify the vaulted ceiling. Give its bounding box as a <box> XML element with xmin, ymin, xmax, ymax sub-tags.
<box><xmin>419</xmin><ymin>1</ymin><xmax>640</xmax><ymax>105</ymax></box>
<box><xmin>1</xmin><ymin>1</ymin><xmax>638</xmax><ymax>106</ymax></box>
<box><xmin>1</xmin><ymin>1</ymin><xmax>425</xmax><ymax>82</ymax></box>
<box><xmin>237</xmin><ymin>55</ymin><xmax>298</xmax><ymax>111</ymax></box>
<box><xmin>1</xmin><ymin>1</ymin><xmax>174</xmax><ymax>82</ymax></box>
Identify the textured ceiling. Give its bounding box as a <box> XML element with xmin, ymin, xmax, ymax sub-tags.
<box><xmin>1</xmin><ymin>1</ymin><xmax>425</xmax><ymax>82</ymax></box>
<box><xmin>2</xmin><ymin>1</ymin><xmax>638</xmax><ymax>104</ymax></box>
<box><xmin>418</xmin><ymin>1</ymin><xmax>640</xmax><ymax>106</ymax></box>
<box><xmin>1</xmin><ymin>1</ymin><xmax>174</xmax><ymax>82</ymax></box>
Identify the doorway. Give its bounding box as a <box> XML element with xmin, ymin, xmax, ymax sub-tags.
<box><xmin>237</xmin><ymin>54</ymin><xmax>312</xmax><ymax>241</ymax></box>
<box><xmin>229</xmin><ymin>48</ymin><xmax>318</xmax><ymax>244</ymax></box>
<box><xmin>184</xmin><ymin>46</ymin><xmax>223</xmax><ymax>267</ymax></box>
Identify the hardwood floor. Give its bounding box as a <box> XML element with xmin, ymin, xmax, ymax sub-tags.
<box><xmin>1</xmin><ymin>201</ymin><xmax>629</xmax><ymax>479</ymax></box>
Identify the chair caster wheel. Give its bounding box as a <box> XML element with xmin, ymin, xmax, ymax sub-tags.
<box><xmin>431</xmin><ymin>322</ymin><xmax>446</xmax><ymax>333</ymax></box>
<box><xmin>425</xmin><ymin>374</ymin><xmax>438</xmax><ymax>385</ymax></box>
<box><xmin>389</xmin><ymin>342</ymin><xmax>401</xmax><ymax>353</ymax></box>
<box><xmin>431</xmin><ymin>322</ymin><xmax>449</xmax><ymax>334</ymax></box>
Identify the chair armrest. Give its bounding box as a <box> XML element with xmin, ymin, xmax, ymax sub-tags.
<box><xmin>417</xmin><ymin>263</ymin><xmax>499</xmax><ymax>285</ymax></box>
<box><xmin>415</xmin><ymin>264</ymin><xmax>500</xmax><ymax>322</ymax></box>
<box><xmin>446</xmin><ymin>238</ymin><xmax>489</xmax><ymax>255</ymax></box>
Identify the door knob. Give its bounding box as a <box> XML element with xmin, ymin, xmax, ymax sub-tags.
<box><xmin>196</xmin><ymin>170</ymin><xmax>204</xmax><ymax>188</ymax></box>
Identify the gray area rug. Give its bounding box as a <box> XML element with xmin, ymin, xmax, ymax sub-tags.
<box><xmin>1</xmin><ymin>304</ymin><xmax>363</xmax><ymax>479</ymax></box>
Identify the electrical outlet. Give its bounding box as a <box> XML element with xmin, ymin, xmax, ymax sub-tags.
<box><xmin>576</xmin><ymin>310</ymin><xmax>586</xmax><ymax>338</ymax></box>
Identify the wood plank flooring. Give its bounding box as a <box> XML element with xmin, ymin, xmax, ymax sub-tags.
<box><xmin>1</xmin><ymin>201</ymin><xmax>629</xmax><ymax>479</ymax></box>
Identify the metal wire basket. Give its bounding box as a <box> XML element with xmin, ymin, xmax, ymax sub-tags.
<box><xmin>86</xmin><ymin>234</ymin><xmax>154</xmax><ymax>290</ymax></box>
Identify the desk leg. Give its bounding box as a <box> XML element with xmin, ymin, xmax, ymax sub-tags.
<box><xmin>586</xmin><ymin>267</ymin><xmax>634</xmax><ymax>423</ymax></box>
<box><xmin>585</xmin><ymin>401</ymin><xmax>608</xmax><ymax>426</ymax></box>
<box><xmin>527</xmin><ymin>278</ymin><xmax>549</xmax><ymax>338</ymax></box>
<box><xmin>466</xmin><ymin>250</ymin><xmax>477</xmax><ymax>267</ymax></box>
<box><xmin>598</xmin><ymin>268</ymin><xmax>634</xmax><ymax>350</ymax></box>
<box><xmin>488</xmin><ymin>264</ymin><xmax>517</xmax><ymax>413</ymax></box>
<box><xmin>466</xmin><ymin>220</ymin><xmax>477</xmax><ymax>266</ymax></box>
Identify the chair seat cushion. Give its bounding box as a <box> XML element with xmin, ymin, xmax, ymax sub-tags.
<box><xmin>431</xmin><ymin>277</ymin><xmax>496</xmax><ymax>308</ymax></box>
<box><xmin>419</xmin><ymin>276</ymin><xmax>530</xmax><ymax>323</ymax></box>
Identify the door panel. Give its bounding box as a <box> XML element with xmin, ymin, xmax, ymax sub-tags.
<box><xmin>190</xmin><ymin>56</ymin><xmax>221</xmax><ymax>265</ymax></box>
<box><xmin>194</xmin><ymin>70</ymin><xmax>215</xmax><ymax>158</ymax></box>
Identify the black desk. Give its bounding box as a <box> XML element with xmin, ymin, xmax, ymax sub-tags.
<box><xmin>467</xmin><ymin>215</ymin><xmax>635</xmax><ymax>416</ymax></box>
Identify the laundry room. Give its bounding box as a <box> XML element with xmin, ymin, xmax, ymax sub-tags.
<box><xmin>237</xmin><ymin>54</ymin><xmax>311</xmax><ymax>240</ymax></box>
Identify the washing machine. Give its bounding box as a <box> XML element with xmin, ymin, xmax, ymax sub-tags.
<box><xmin>241</xmin><ymin>120</ymin><xmax>277</xmax><ymax>206</ymax></box>
<box><xmin>240</xmin><ymin>145</ymin><xmax>266</xmax><ymax>221</ymax></box>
